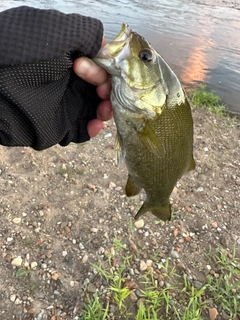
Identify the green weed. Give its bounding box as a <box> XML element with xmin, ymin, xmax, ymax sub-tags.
<box><xmin>81</xmin><ymin>245</ymin><xmax>240</xmax><ymax>319</ymax></box>
<box><xmin>205</xmin><ymin>247</ymin><xmax>240</xmax><ymax>318</ymax></box>
<box><xmin>56</xmin><ymin>164</ymin><xmax>83</xmax><ymax>178</ymax></box>
<box><xmin>190</xmin><ymin>84</ymin><xmax>226</xmax><ymax>116</ymax></box>
<box><xmin>16</xmin><ymin>267</ymin><xmax>33</xmax><ymax>278</ymax></box>
<box><xmin>81</xmin><ymin>294</ymin><xmax>109</xmax><ymax>320</ymax></box>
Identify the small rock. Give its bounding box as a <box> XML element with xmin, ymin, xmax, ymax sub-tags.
<box><xmin>176</xmin><ymin>262</ymin><xmax>186</xmax><ymax>270</ymax></box>
<box><xmin>137</xmin><ymin>298</ymin><xmax>145</xmax><ymax>308</ymax></box>
<box><xmin>51</xmin><ymin>272</ymin><xmax>60</xmax><ymax>281</ymax></box>
<box><xmin>109</xmin><ymin>182</ymin><xmax>116</xmax><ymax>188</ymax></box>
<box><xmin>193</xmin><ymin>281</ymin><xmax>203</xmax><ymax>290</ymax></box>
<box><xmin>211</xmin><ymin>221</ymin><xmax>218</xmax><ymax>229</ymax></box>
<box><xmin>82</xmin><ymin>255</ymin><xmax>88</xmax><ymax>264</ymax></box>
<box><xmin>209</xmin><ymin>307</ymin><xmax>218</xmax><ymax>320</ymax></box>
<box><xmin>27</xmin><ymin>308</ymin><xmax>36</xmax><ymax>314</ymax></box>
<box><xmin>129</xmin><ymin>291</ymin><xmax>138</xmax><ymax>302</ymax></box>
<box><xmin>11</xmin><ymin>256</ymin><xmax>23</xmax><ymax>267</ymax></box>
<box><xmin>87</xmin><ymin>283</ymin><xmax>97</xmax><ymax>293</ymax></box>
<box><xmin>90</xmin><ymin>227</ymin><xmax>98</xmax><ymax>233</ymax></box>
<box><xmin>70</xmin><ymin>281</ymin><xmax>75</xmax><ymax>287</ymax></box>
<box><xmin>79</xmin><ymin>243</ymin><xmax>85</xmax><ymax>250</ymax></box>
<box><xmin>146</xmin><ymin>260</ymin><xmax>153</xmax><ymax>267</ymax></box>
<box><xmin>22</xmin><ymin>212</ymin><xmax>27</xmax><ymax>217</ymax></box>
<box><xmin>205</xmin><ymin>265</ymin><xmax>211</xmax><ymax>273</ymax></box>
<box><xmin>140</xmin><ymin>260</ymin><xmax>148</xmax><ymax>271</ymax></box>
<box><xmin>15</xmin><ymin>298</ymin><xmax>22</xmax><ymax>305</ymax></box>
<box><xmin>173</xmin><ymin>228</ymin><xmax>179</xmax><ymax>237</ymax></box>
<box><xmin>10</xmin><ymin>294</ymin><xmax>16</xmax><ymax>302</ymax></box>
<box><xmin>41</xmin><ymin>263</ymin><xmax>47</xmax><ymax>269</ymax></box>
<box><xmin>134</xmin><ymin>219</ymin><xmax>144</xmax><ymax>229</ymax></box>
<box><xmin>104</xmin><ymin>133</ymin><xmax>112</xmax><ymax>139</ymax></box>
<box><xmin>12</xmin><ymin>217</ymin><xmax>21</xmax><ymax>224</ymax></box>
<box><xmin>170</xmin><ymin>249</ymin><xmax>180</xmax><ymax>259</ymax></box>
<box><xmin>7</xmin><ymin>237</ymin><xmax>13</xmax><ymax>242</ymax></box>
<box><xmin>4</xmin><ymin>253</ymin><xmax>12</xmax><ymax>263</ymax></box>
<box><xmin>30</xmin><ymin>261</ymin><xmax>38</xmax><ymax>269</ymax></box>
<box><xmin>62</xmin><ymin>251</ymin><xmax>68</xmax><ymax>257</ymax></box>
<box><xmin>87</xmin><ymin>184</ymin><xmax>97</xmax><ymax>192</ymax></box>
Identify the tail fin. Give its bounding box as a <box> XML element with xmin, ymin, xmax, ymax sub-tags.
<box><xmin>135</xmin><ymin>201</ymin><xmax>172</xmax><ymax>221</ymax></box>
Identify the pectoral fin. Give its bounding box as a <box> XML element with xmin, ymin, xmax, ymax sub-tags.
<box><xmin>115</xmin><ymin>132</ymin><xmax>124</xmax><ymax>165</ymax></box>
<box><xmin>135</xmin><ymin>201</ymin><xmax>172</xmax><ymax>221</ymax></box>
<box><xmin>125</xmin><ymin>175</ymin><xmax>142</xmax><ymax>197</ymax></box>
<box><xmin>187</xmin><ymin>157</ymin><xmax>196</xmax><ymax>172</ymax></box>
<box><xmin>138</xmin><ymin>123</ymin><xmax>165</xmax><ymax>158</ymax></box>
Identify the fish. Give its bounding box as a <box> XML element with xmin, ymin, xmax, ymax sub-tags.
<box><xmin>94</xmin><ymin>23</ymin><xmax>195</xmax><ymax>221</ymax></box>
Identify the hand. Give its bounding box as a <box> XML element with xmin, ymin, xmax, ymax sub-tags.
<box><xmin>73</xmin><ymin>55</ymin><xmax>112</xmax><ymax>138</ymax></box>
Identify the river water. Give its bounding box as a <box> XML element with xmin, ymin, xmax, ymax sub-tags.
<box><xmin>1</xmin><ymin>0</ymin><xmax>240</xmax><ymax>113</ymax></box>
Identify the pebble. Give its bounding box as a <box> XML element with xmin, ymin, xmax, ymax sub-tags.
<box><xmin>82</xmin><ymin>255</ymin><xmax>88</xmax><ymax>264</ymax></box>
<box><xmin>109</xmin><ymin>182</ymin><xmax>116</xmax><ymax>188</ymax></box>
<box><xmin>209</xmin><ymin>307</ymin><xmax>218</xmax><ymax>320</ymax></box>
<box><xmin>31</xmin><ymin>261</ymin><xmax>38</xmax><ymax>269</ymax></box>
<box><xmin>170</xmin><ymin>249</ymin><xmax>180</xmax><ymax>259</ymax></box>
<box><xmin>10</xmin><ymin>294</ymin><xmax>16</xmax><ymax>302</ymax></box>
<box><xmin>137</xmin><ymin>298</ymin><xmax>145</xmax><ymax>308</ymax></box>
<box><xmin>12</xmin><ymin>217</ymin><xmax>21</xmax><ymax>224</ymax></box>
<box><xmin>15</xmin><ymin>298</ymin><xmax>22</xmax><ymax>305</ymax></box>
<box><xmin>104</xmin><ymin>133</ymin><xmax>112</xmax><ymax>139</ymax></box>
<box><xmin>51</xmin><ymin>272</ymin><xmax>60</xmax><ymax>281</ymax></box>
<box><xmin>129</xmin><ymin>291</ymin><xmax>138</xmax><ymax>302</ymax></box>
<box><xmin>173</xmin><ymin>228</ymin><xmax>179</xmax><ymax>237</ymax></box>
<box><xmin>146</xmin><ymin>260</ymin><xmax>153</xmax><ymax>267</ymax></box>
<box><xmin>70</xmin><ymin>281</ymin><xmax>75</xmax><ymax>287</ymax></box>
<box><xmin>7</xmin><ymin>237</ymin><xmax>13</xmax><ymax>242</ymax></box>
<box><xmin>11</xmin><ymin>256</ymin><xmax>23</xmax><ymax>267</ymax></box>
<box><xmin>211</xmin><ymin>221</ymin><xmax>218</xmax><ymax>228</ymax></box>
<box><xmin>62</xmin><ymin>251</ymin><xmax>68</xmax><ymax>257</ymax></box>
<box><xmin>27</xmin><ymin>308</ymin><xmax>36</xmax><ymax>314</ymax></box>
<box><xmin>237</xmin><ymin>238</ymin><xmax>240</xmax><ymax>245</ymax></box>
<box><xmin>90</xmin><ymin>227</ymin><xmax>98</xmax><ymax>233</ymax></box>
<box><xmin>79</xmin><ymin>243</ymin><xmax>85</xmax><ymax>250</ymax></box>
<box><xmin>134</xmin><ymin>219</ymin><xmax>144</xmax><ymax>229</ymax></box>
<box><xmin>87</xmin><ymin>283</ymin><xmax>97</xmax><ymax>293</ymax></box>
<box><xmin>140</xmin><ymin>260</ymin><xmax>148</xmax><ymax>271</ymax></box>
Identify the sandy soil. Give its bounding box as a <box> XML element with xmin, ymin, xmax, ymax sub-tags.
<box><xmin>0</xmin><ymin>106</ymin><xmax>239</xmax><ymax>319</ymax></box>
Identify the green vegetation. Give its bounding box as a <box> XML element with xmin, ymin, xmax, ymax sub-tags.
<box><xmin>190</xmin><ymin>84</ymin><xmax>226</xmax><ymax>116</ymax></box>
<box><xmin>16</xmin><ymin>267</ymin><xmax>33</xmax><ymax>278</ymax></box>
<box><xmin>205</xmin><ymin>247</ymin><xmax>240</xmax><ymax>319</ymax></box>
<box><xmin>56</xmin><ymin>164</ymin><xmax>83</xmax><ymax>178</ymax></box>
<box><xmin>80</xmin><ymin>245</ymin><xmax>240</xmax><ymax>320</ymax></box>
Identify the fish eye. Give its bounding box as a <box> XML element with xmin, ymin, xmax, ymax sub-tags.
<box><xmin>139</xmin><ymin>49</ymin><xmax>153</xmax><ymax>62</ymax></box>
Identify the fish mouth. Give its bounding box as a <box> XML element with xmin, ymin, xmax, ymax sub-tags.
<box><xmin>96</xmin><ymin>23</ymin><xmax>132</xmax><ymax>59</ymax></box>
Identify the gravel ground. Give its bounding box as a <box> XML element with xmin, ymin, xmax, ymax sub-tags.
<box><xmin>0</xmin><ymin>106</ymin><xmax>239</xmax><ymax>319</ymax></box>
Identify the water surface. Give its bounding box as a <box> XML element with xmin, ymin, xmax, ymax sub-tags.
<box><xmin>1</xmin><ymin>0</ymin><xmax>240</xmax><ymax>113</ymax></box>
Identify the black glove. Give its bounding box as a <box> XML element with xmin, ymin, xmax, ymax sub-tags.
<box><xmin>0</xmin><ymin>6</ymin><xmax>103</xmax><ymax>150</ymax></box>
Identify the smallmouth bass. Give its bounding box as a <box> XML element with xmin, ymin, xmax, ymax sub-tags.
<box><xmin>94</xmin><ymin>24</ymin><xmax>195</xmax><ymax>221</ymax></box>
